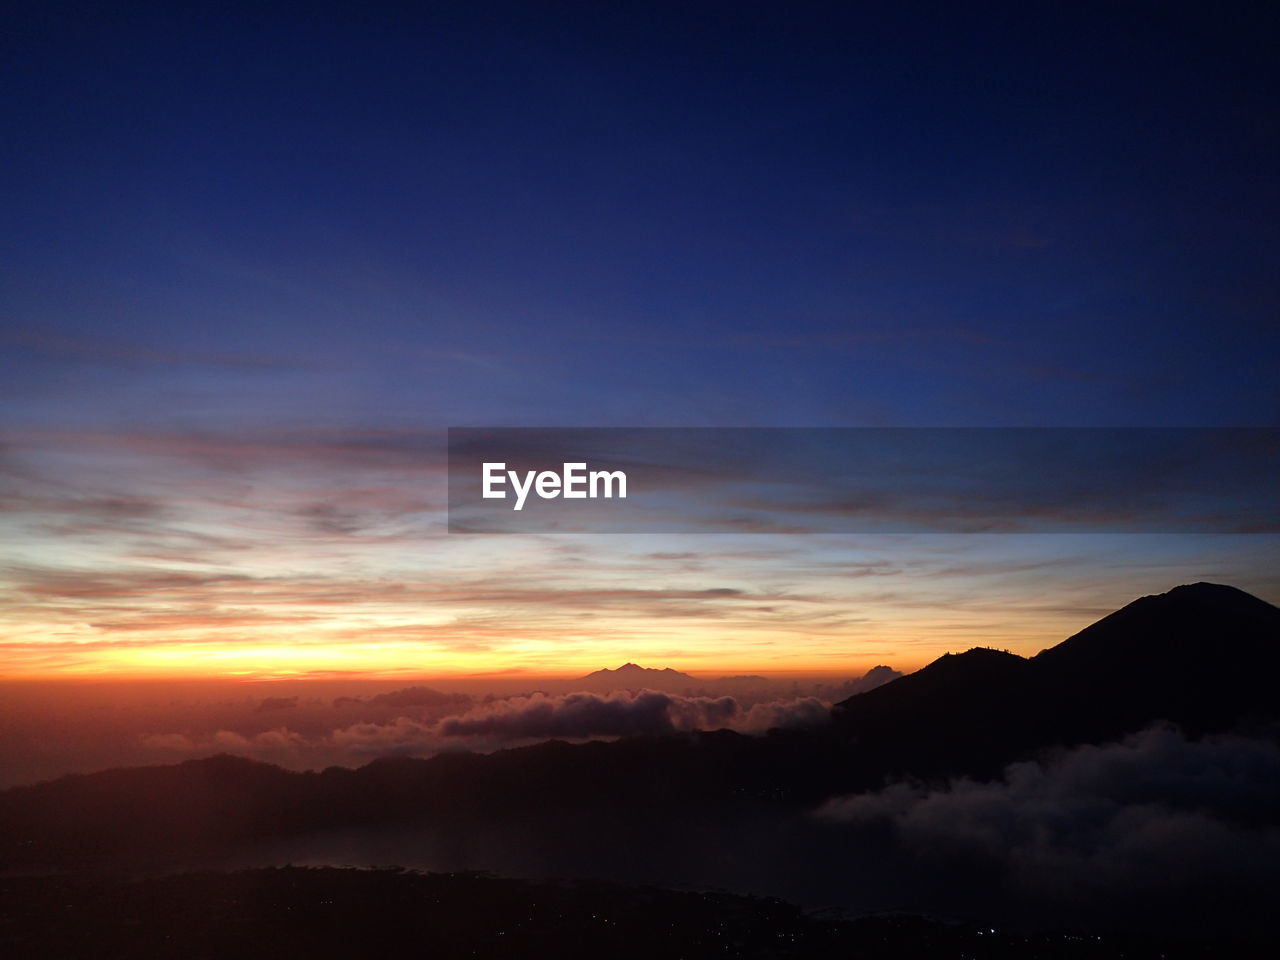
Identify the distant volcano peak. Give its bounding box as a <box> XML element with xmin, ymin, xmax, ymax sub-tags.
<box><xmin>578</xmin><ymin>663</ymin><xmax>700</xmax><ymax>691</ymax></box>
<box><xmin>585</xmin><ymin>662</ymin><xmax>691</xmax><ymax>676</ymax></box>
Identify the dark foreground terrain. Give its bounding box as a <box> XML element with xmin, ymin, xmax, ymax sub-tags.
<box><xmin>0</xmin><ymin>866</ymin><xmax>1266</xmax><ymax>960</ymax></box>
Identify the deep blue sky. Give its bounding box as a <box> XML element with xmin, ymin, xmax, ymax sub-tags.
<box><xmin>4</xmin><ymin>1</ymin><xmax>1277</xmax><ymax>429</ymax></box>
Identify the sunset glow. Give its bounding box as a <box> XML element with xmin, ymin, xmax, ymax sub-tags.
<box><xmin>4</xmin><ymin>423</ymin><xmax>1276</xmax><ymax>679</ymax></box>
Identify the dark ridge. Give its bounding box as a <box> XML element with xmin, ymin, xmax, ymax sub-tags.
<box><xmin>831</xmin><ymin>648</ymin><xmax>1033</xmax><ymax>776</ymax></box>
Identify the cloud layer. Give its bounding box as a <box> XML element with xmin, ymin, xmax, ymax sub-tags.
<box><xmin>815</xmin><ymin>725</ymin><xmax>1280</xmax><ymax>933</ymax></box>
<box><xmin>139</xmin><ymin>689</ymin><xmax>833</xmax><ymax>766</ymax></box>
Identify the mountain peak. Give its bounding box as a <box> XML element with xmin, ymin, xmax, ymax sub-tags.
<box><xmin>578</xmin><ymin>663</ymin><xmax>700</xmax><ymax>691</ymax></box>
<box><xmin>1168</xmin><ymin>580</ymin><xmax>1247</xmax><ymax>593</ymax></box>
<box><xmin>873</xmin><ymin>647</ymin><xmax>1026</xmax><ymax>698</ymax></box>
<box><xmin>834</xmin><ymin>583</ymin><xmax>1280</xmax><ymax>776</ymax></box>
<box><xmin>583</xmin><ymin>662</ymin><xmax>692</xmax><ymax>676</ymax></box>
<box><xmin>1124</xmin><ymin>581</ymin><xmax>1273</xmax><ymax>613</ymax></box>
<box><xmin>1162</xmin><ymin>581</ymin><xmax>1270</xmax><ymax>604</ymax></box>
<box><xmin>1034</xmin><ymin>581</ymin><xmax>1279</xmax><ymax>670</ymax></box>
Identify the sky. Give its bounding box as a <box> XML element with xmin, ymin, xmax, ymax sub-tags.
<box><xmin>2</xmin><ymin>2</ymin><xmax>1278</xmax><ymax>680</ymax></box>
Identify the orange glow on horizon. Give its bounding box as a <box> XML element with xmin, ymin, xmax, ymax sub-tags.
<box><xmin>0</xmin><ymin>585</ymin><xmax>1088</xmax><ymax>681</ymax></box>
<box><xmin>0</xmin><ymin>644</ymin><xmax>936</xmax><ymax>683</ymax></box>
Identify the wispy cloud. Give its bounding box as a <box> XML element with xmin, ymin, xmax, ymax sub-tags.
<box><xmin>1</xmin><ymin>326</ymin><xmax>299</xmax><ymax>370</ymax></box>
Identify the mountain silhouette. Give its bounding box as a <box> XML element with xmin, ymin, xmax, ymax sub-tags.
<box><xmin>577</xmin><ymin>662</ymin><xmax>700</xmax><ymax>691</ymax></box>
<box><xmin>832</xmin><ymin>582</ymin><xmax>1280</xmax><ymax>775</ymax></box>
<box><xmin>832</xmin><ymin>664</ymin><xmax>905</xmax><ymax>697</ymax></box>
